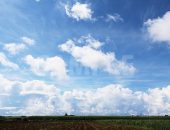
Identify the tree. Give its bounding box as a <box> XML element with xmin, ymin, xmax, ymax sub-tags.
<box><xmin>64</xmin><ymin>113</ymin><xmax>68</xmax><ymax>116</ymax></box>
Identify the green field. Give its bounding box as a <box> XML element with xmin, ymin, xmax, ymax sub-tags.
<box><xmin>0</xmin><ymin>116</ymin><xmax>170</xmax><ymax>130</ymax></box>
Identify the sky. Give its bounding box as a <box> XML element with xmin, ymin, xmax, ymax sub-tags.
<box><xmin>0</xmin><ymin>0</ymin><xmax>170</xmax><ymax>116</ymax></box>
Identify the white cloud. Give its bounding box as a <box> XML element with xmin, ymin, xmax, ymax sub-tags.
<box><xmin>1</xmin><ymin>73</ymin><xmax>170</xmax><ymax>116</ymax></box>
<box><xmin>24</xmin><ymin>55</ymin><xmax>68</xmax><ymax>80</ymax></box>
<box><xmin>0</xmin><ymin>74</ymin><xmax>16</xmax><ymax>95</ymax></box>
<box><xmin>20</xmin><ymin>80</ymin><xmax>59</xmax><ymax>96</ymax></box>
<box><xmin>145</xmin><ymin>11</ymin><xmax>170</xmax><ymax>43</ymax></box>
<box><xmin>144</xmin><ymin>86</ymin><xmax>170</xmax><ymax>115</ymax></box>
<box><xmin>18</xmin><ymin>98</ymin><xmax>55</xmax><ymax>116</ymax></box>
<box><xmin>4</xmin><ymin>43</ymin><xmax>26</xmax><ymax>55</ymax></box>
<box><xmin>0</xmin><ymin>73</ymin><xmax>59</xmax><ymax>96</ymax></box>
<box><xmin>0</xmin><ymin>52</ymin><xmax>19</xmax><ymax>69</ymax></box>
<box><xmin>78</xmin><ymin>35</ymin><xmax>103</xmax><ymax>49</ymax></box>
<box><xmin>59</xmin><ymin>36</ymin><xmax>136</xmax><ymax>75</ymax></box>
<box><xmin>65</xmin><ymin>2</ymin><xmax>93</xmax><ymax>21</ymax></box>
<box><xmin>3</xmin><ymin>37</ymin><xmax>35</xmax><ymax>55</ymax></box>
<box><xmin>21</xmin><ymin>37</ymin><xmax>35</xmax><ymax>45</ymax></box>
<box><xmin>16</xmin><ymin>84</ymin><xmax>170</xmax><ymax>116</ymax></box>
<box><xmin>106</xmin><ymin>14</ymin><xmax>124</xmax><ymax>22</ymax></box>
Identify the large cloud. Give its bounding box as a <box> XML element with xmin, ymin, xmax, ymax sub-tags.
<box><xmin>24</xmin><ymin>55</ymin><xmax>68</xmax><ymax>80</ymax></box>
<box><xmin>59</xmin><ymin>36</ymin><xmax>136</xmax><ymax>75</ymax></box>
<box><xmin>0</xmin><ymin>52</ymin><xmax>19</xmax><ymax>69</ymax></box>
<box><xmin>16</xmin><ymin>84</ymin><xmax>170</xmax><ymax>116</ymax></box>
<box><xmin>145</xmin><ymin>11</ymin><xmax>170</xmax><ymax>43</ymax></box>
<box><xmin>65</xmin><ymin>2</ymin><xmax>93</xmax><ymax>21</ymax></box>
<box><xmin>1</xmin><ymin>74</ymin><xmax>170</xmax><ymax>116</ymax></box>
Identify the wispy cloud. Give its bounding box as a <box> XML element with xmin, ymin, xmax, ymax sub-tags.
<box><xmin>0</xmin><ymin>52</ymin><xmax>19</xmax><ymax>70</ymax></box>
<box><xmin>106</xmin><ymin>14</ymin><xmax>124</xmax><ymax>23</ymax></box>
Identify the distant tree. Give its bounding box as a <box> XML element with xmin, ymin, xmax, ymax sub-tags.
<box><xmin>64</xmin><ymin>113</ymin><xmax>68</xmax><ymax>116</ymax></box>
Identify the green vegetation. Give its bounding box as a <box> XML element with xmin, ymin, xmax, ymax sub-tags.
<box><xmin>1</xmin><ymin>115</ymin><xmax>170</xmax><ymax>121</ymax></box>
<box><xmin>0</xmin><ymin>116</ymin><xmax>170</xmax><ymax>130</ymax></box>
<box><xmin>97</xmin><ymin>119</ymin><xmax>170</xmax><ymax>130</ymax></box>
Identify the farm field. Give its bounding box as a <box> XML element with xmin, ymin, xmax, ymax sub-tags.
<box><xmin>0</xmin><ymin>116</ymin><xmax>170</xmax><ymax>130</ymax></box>
<box><xmin>0</xmin><ymin>120</ymin><xmax>150</xmax><ymax>130</ymax></box>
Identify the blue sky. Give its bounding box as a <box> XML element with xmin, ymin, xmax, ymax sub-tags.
<box><xmin>0</xmin><ymin>0</ymin><xmax>170</xmax><ymax>116</ymax></box>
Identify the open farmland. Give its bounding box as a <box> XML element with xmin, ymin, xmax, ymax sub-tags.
<box><xmin>0</xmin><ymin>120</ymin><xmax>149</xmax><ymax>130</ymax></box>
<box><xmin>0</xmin><ymin>116</ymin><xmax>170</xmax><ymax>130</ymax></box>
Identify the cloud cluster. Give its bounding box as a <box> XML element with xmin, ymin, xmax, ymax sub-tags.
<box><xmin>24</xmin><ymin>55</ymin><xmax>68</xmax><ymax>80</ymax></box>
<box><xmin>1</xmin><ymin>74</ymin><xmax>170</xmax><ymax>116</ymax></box>
<box><xmin>16</xmin><ymin>84</ymin><xmax>170</xmax><ymax>116</ymax></box>
<box><xmin>65</xmin><ymin>2</ymin><xmax>93</xmax><ymax>21</ymax></box>
<box><xmin>145</xmin><ymin>11</ymin><xmax>170</xmax><ymax>43</ymax></box>
<box><xmin>59</xmin><ymin>36</ymin><xmax>136</xmax><ymax>75</ymax></box>
<box><xmin>3</xmin><ymin>37</ymin><xmax>35</xmax><ymax>55</ymax></box>
<box><xmin>1</xmin><ymin>1</ymin><xmax>169</xmax><ymax>117</ymax></box>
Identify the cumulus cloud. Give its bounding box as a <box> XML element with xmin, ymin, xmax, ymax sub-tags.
<box><xmin>4</xmin><ymin>43</ymin><xmax>26</xmax><ymax>55</ymax></box>
<box><xmin>24</xmin><ymin>55</ymin><xmax>68</xmax><ymax>80</ymax></box>
<box><xmin>144</xmin><ymin>87</ymin><xmax>170</xmax><ymax>115</ymax></box>
<box><xmin>0</xmin><ymin>74</ymin><xmax>59</xmax><ymax>96</ymax></box>
<box><xmin>21</xmin><ymin>37</ymin><xmax>35</xmax><ymax>45</ymax></box>
<box><xmin>18</xmin><ymin>98</ymin><xmax>54</xmax><ymax>116</ymax></box>
<box><xmin>65</xmin><ymin>2</ymin><xmax>93</xmax><ymax>21</ymax></box>
<box><xmin>59</xmin><ymin>36</ymin><xmax>136</xmax><ymax>75</ymax></box>
<box><xmin>0</xmin><ymin>52</ymin><xmax>19</xmax><ymax>69</ymax></box>
<box><xmin>19</xmin><ymin>80</ymin><xmax>59</xmax><ymax>96</ymax></box>
<box><xmin>106</xmin><ymin>14</ymin><xmax>124</xmax><ymax>22</ymax></box>
<box><xmin>0</xmin><ymin>74</ymin><xmax>170</xmax><ymax>116</ymax></box>
<box><xmin>145</xmin><ymin>11</ymin><xmax>170</xmax><ymax>43</ymax></box>
<box><xmin>78</xmin><ymin>35</ymin><xmax>103</xmax><ymax>49</ymax></box>
<box><xmin>15</xmin><ymin>84</ymin><xmax>170</xmax><ymax>116</ymax></box>
<box><xmin>3</xmin><ymin>37</ymin><xmax>35</xmax><ymax>55</ymax></box>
